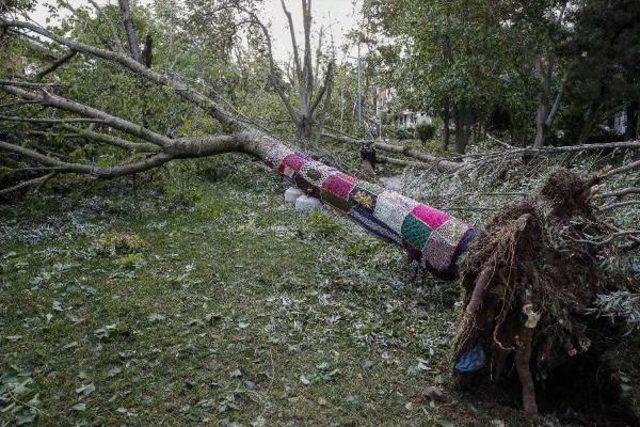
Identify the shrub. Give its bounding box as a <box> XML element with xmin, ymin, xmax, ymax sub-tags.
<box><xmin>415</xmin><ymin>122</ymin><xmax>436</xmax><ymax>145</ymax></box>
<box><xmin>394</xmin><ymin>126</ymin><xmax>412</xmax><ymax>141</ymax></box>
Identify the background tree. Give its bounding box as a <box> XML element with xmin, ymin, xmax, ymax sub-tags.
<box><xmin>237</xmin><ymin>0</ymin><xmax>336</xmax><ymax>141</ymax></box>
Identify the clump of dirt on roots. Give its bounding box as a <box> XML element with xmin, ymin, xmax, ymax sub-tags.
<box><xmin>452</xmin><ymin>167</ymin><xmax>638</xmax><ymax>423</ymax></box>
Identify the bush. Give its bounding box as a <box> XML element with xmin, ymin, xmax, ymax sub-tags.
<box><xmin>394</xmin><ymin>126</ymin><xmax>413</xmax><ymax>140</ymax></box>
<box><xmin>415</xmin><ymin>122</ymin><xmax>436</xmax><ymax>145</ymax></box>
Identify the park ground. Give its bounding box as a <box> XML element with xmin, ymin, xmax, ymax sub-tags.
<box><xmin>1</xmin><ymin>155</ymin><xmax>638</xmax><ymax>426</ymax></box>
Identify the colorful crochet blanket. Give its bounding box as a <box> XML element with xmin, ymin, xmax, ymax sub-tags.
<box><xmin>264</xmin><ymin>142</ymin><xmax>475</xmax><ymax>278</ymax></box>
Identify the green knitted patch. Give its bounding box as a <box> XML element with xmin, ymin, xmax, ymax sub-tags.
<box><xmin>358</xmin><ymin>181</ymin><xmax>384</xmax><ymax>196</ymax></box>
<box><xmin>401</xmin><ymin>214</ymin><xmax>432</xmax><ymax>250</ymax></box>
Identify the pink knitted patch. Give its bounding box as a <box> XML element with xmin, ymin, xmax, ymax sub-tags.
<box><xmin>412</xmin><ymin>204</ymin><xmax>450</xmax><ymax>229</ymax></box>
<box><xmin>322</xmin><ymin>173</ymin><xmax>357</xmax><ymax>199</ymax></box>
<box><xmin>278</xmin><ymin>153</ymin><xmax>307</xmax><ymax>177</ymax></box>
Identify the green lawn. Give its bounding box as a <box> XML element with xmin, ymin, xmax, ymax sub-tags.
<box><xmin>0</xmin><ymin>157</ymin><xmax>552</xmax><ymax>425</ymax></box>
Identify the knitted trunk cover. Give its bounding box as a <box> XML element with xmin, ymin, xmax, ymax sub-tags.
<box><xmin>265</xmin><ymin>142</ymin><xmax>475</xmax><ymax>278</ymax></box>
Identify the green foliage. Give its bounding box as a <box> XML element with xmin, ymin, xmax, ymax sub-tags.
<box><xmin>96</xmin><ymin>231</ymin><xmax>146</xmax><ymax>257</ymax></box>
<box><xmin>116</xmin><ymin>252</ymin><xmax>145</xmax><ymax>269</ymax></box>
<box><xmin>394</xmin><ymin>126</ymin><xmax>413</xmax><ymax>141</ymax></box>
<box><xmin>307</xmin><ymin>210</ymin><xmax>341</xmax><ymax>237</ymax></box>
<box><xmin>415</xmin><ymin>122</ymin><xmax>436</xmax><ymax>144</ymax></box>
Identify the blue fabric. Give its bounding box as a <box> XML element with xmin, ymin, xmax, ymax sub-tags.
<box><xmin>347</xmin><ymin>207</ymin><xmax>403</xmax><ymax>246</ymax></box>
<box><xmin>455</xmin><ymin>341</ymin><xmax>486</xmax><ymax>373</ymax></box>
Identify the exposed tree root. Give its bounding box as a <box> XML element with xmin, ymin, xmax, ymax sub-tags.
<box><xmin>453</xmin><ymin>167</ymin><xmax>639</xmax><ymax>421</ymax></box>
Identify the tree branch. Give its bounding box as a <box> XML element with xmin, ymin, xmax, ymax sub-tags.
<box><xmin>598</xmin><ymin>158</ymin><xmax>640</xmax><ymax>180</ymax></box>
<box><xmin>0</xmin><ymin>115</ymin><xmax>104</xmax><ymax>124</ymax></box>
<box><xmin>60</xmin><ymin>124</ymin><xmax>160</xmax><ymax>153</ymax></box>
<box><xmin>1</xmin><ymin>84</ymin><xmax>172</xmax><ymax>148</ymax></box>
<box><xmin>236</xmin><ymin>4</ymin><xmax>299</xmax><ymax>125</ymax></box>
<box><xmin>595</xmin><ymin>187</ymin><xmax>640</xmax><ymax>199</ymax></box>
<box><xmin>88</xmin><ymin>0</ymin><xmax>126</xmax><ymax>53</ymax></box>
<box><xmin>1</xmin><ymin>20</ymin><xmax>239</xmax><ymax>127</ymax></box>
<box><xmin>0</xmin><ymin>139</ymin><xmax>173</xmax><ymax>177</ymax></box>
<box><xmin>280</xmin><ymin>0</ymin><xmax>304</xmax><ymax>85</ymax></box>
<box><xmin>311</xmin><ymin>60</ymin><xmax>334</xmax><ymax>114</ymax></box>
<box><xmin>117</xmin><ymin>0</ymin><xmax>142</xmax><ymax>63</ymax></box>
<box><xmin>0</xmin><ymin>172</ymin><xmax>57</xmax><ymax>196</ymax></box>
<box><xmin>33</xmin><ymin>50</ymin><xmax>77</xmax><ymax>80</ymax></box>
<box><xmin>598</xmin><ymin>200</ymin><xmax>640</xmax><ymax>213</ymax></box>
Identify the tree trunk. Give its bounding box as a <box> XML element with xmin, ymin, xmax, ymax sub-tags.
<box><xmin>533</xmin><ymin>102</ymin><xmax>550</xmax><ymax>148</ymax></box>
<box><xmin>625</xmin><ymin>103</ymin><xmax>639</xmax><ymax>141</ymax></box>
<box><xmin>454</xmin><ymin>109</ymin><xmax>471</xmax><ymax>154</ymax></box>
<box><xmin>442</xmin><ymin>103</ymin><xmax>450</xmax><ymax>150</ymax></box>
<box><xmin>577</xmin><ymin>108</ymin><xmax>599</xmax><ymax>145</ymax></box>
<box><xmin>117</xmin><ymin>0</ymin><xmax>142</xmax><ymax>63</ymax></box>
<box><xmin>297</xmin><ymin>115</ymin><xmax>313</xmax><ymax>140</ymax></box>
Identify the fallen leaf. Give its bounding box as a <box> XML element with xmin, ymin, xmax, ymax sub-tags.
<box><xmin>70</xmin><ymin>403</ymin><xmax>87</xmax><ymax>411</ymax></box>
<box><xmin>76</xmin><ymin>382</ymin><xmax>95</xmax><ymax>397</ymax></box>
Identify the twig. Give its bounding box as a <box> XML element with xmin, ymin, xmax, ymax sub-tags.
<box><xmin>0</xmin><ymin>172</ymin><xmax>56</xmax><ymax>195</ymax></box>
<box><xmin>595</xmin><ymin>187</ymin><xmax>640</xmax><ymax>199</ymax></box>
<box><xmin>598</xmin><ymin>200</ymin><xmax>640</xmax><ymax>213</ymax></box>
<box><xmin>598</xmin><ymin>158</ymin><xmax>640</xmax><ymax>180</ymax></box>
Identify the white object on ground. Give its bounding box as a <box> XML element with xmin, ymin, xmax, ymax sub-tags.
<box><xmin>379</xmin><ymin>176</ymin><xmax>403</xmax><ymax>191</ymax></box>
<box><xmin>284</xmin><ymin>187</ymin><xmax>304</xmax><ymax>204</ymax></box>
<box><xmin>295</xmin><ymin>195</ymin><xmax>322</xmax><ymax>212</ymax></box>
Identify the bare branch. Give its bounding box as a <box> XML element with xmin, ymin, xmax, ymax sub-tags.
<box><xmin>595</xmin><ymin>187</ymin><xmax>640</xmax><ymax>199</ymax></box>
<box><xmin>0</xmin><ymin>115</ymin><xmax>104</xmax><ymax>124</ymax></box>
<box><xmin>60</xmin><ymin>124</ymin><xmax>160</xmax><ymax>153</ymax></box>
<box><xmin>301</xmin><ymin>0</ymin><xmax>313</xmax><ymax>95</ymax></box>
<box><xmin>599</xmin><ymin>158</ymin><xmax>640</xmax><ymax>180</ymax></box>
<box><xmin>545</xmin><ymin>75</ymin><xmax>566</xmax><ymax>127</ymax></box>
<box><xmin>280</xmin><ymin>0</ymin><xmax>303</xmax><ymax>85</ymax></box>
<box><xmin>598</xmin><ymin>200</ymin><xmax>640</xmax><ymax>213</ymax></box>
<box><xmin>235</xmin><ymin>5</ymin><xmax>299</xmax><ymax>124</ymax></box>
<box><xmin>373</xmin><ymin>142</ymin><xmax>464</xmax><ymax>173</ymax></box>
<box><xmin>0</xmin><ymin>80</ymin><xmax>60</xmax><ymax>88</ymax></box>
<box><xmin>311</xmin><ymin>60</ymin><xmax>334</xmax><ymax>114</ymax></box>
<box><xmin>574</xmin><ymin>230</ymin><xmax>640</xmax><ymax>246</ymax></box>
<box><xmin>378</xmin><ymin>154</ymin><xmax>434</xmax><ymax>170</ymax></box>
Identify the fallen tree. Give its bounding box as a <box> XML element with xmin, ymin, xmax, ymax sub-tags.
<box><xmin>453</xmin><ymin>168</ymin><xmax>640</xmax><ymax>421</ymax></box>
<box><xmin>0</xmin><ymin>16</ymin><xmax>473</xmax><ymax>278</ymax></box>
<box><xmin>321</xmin><ymin>130</ymin><xmax>640</xmax><ymax>175</ymax></box>
<box><xmin>1</xmin><ymin>5</ymin><xmax>639</xmax><ymax>421</ymax></box>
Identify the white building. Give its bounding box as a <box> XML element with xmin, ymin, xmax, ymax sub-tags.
<box><xmin>376</xmin><ymin>87</ymin><xmax>432</xmax><ymax>129</ymax></box>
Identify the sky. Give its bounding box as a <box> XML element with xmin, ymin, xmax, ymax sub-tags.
<box><xmin>30</xmin><ymin>0</ymin><xmax>362</xmax><ymax>63</ymax></box>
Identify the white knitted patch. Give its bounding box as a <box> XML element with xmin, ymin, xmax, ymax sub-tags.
<box><xmin>266</xmin><ymin>143</ymin><xmax>294</xmax><ymax>170</ymax></box>
<box><xmin>373</xmin><ymin>191</ymin><xmax>419</xmax><ymax>234</ymax></box>
<box><xmin>298</xmin><ymin>161</ymin><xmax>338</xmax><ymax>188</ymax></box>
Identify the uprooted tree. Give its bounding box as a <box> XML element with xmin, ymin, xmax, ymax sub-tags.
<box><xmin>1</xmin><ymin>1</ymin><xmax>640</xmax><ymax>421</ymax></box>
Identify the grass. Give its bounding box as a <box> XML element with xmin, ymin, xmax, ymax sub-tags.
<box><xmin>0</xmin><ymin>156</ymin><xmax>581</xmax><ymax>425</ymax></box>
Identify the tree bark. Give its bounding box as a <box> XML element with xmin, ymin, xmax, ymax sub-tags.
<box><xmin>442</xmin><ymin>102</ymin><xmax>450</xmax><ymax>150</ymax></box>
<box><xmin>533</xmin><ymin>102</ymin><xmax>550</xmax><ymax>148</ymax></box>
<box><xmin>577</xmin><ymin>108</ymin><xmax>599</xmax><ymax>145</ymax></box>
<box><xmin>118</xmin><ymin>0</ymin><xmax>143</xmax><ymax>63</ymax></box>
<box><xmin>454</xmin><ymin>109</ymin><xmax>471</xmax><ymax>154</ymax></box>
<box><xmin>515</xmin><ymin>325</ymin><xmax>538</xmax><ymax>419</ymax></box>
